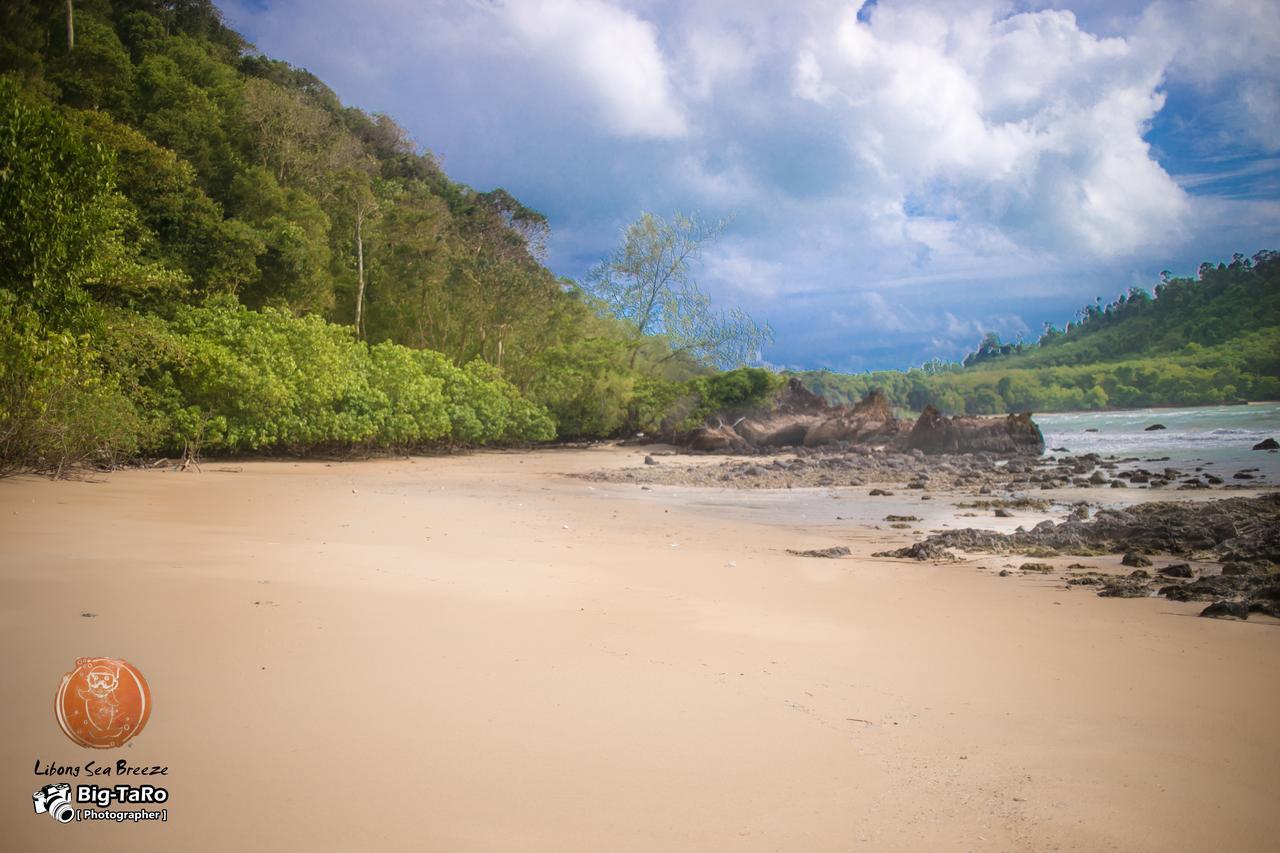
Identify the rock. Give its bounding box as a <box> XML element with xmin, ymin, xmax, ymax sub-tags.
<box><xmin>907</xmin><ymin>406</ymin><xmax>1045</xmax><ymax>456</ymax></box>
<box><xmin>786</xmin><ymin>546</ymin><xmax>851</xmax><ymax>559</ymax></box>
<box><xmin>1145</xmin><ymin>424</ymin><xmax>1167</xmax><ymax>431</ymax></box>
<box><xmin>868</xmin><ymin>495</ymin><xmax>1280</xmax><ymax>568</ymax></box>
<box><xmin>1200</xmin><ymin>600</ymin><xmax>1248</xmax><ymax>620</ymax></box>
<box><xmin>998</xmin><ymin>569</ymin><xmax>1011</xmax><ymax>577</ymax></box>
<box><xmin>1068</xmin><ymin>577</ymin><xmax>1101</xmax><ymax>586</ymax></box>
<box><xmin>994</xmin><ymin>508</ymin><xmax>1013</xmax><ymax>517</ymax></box>
<box><xmin>1221</xmin><ymin>561</ymin><xmax>1262</xmax><ymax>576</ymax></box>
<box><xmin>1098</xmin><ymin>580</ymin><xmax>1151</xmax><ymax>598</ymax></box>
<box><xmin>1128</xmin><ymin>569</ymin><xmax>1151</xmax><ymax>579</ymax></box>
<box><xmin>869</xmin><ymin>488</ymin><xmax>894</xmax><ymax>496</ymax></box>
<box><xmin>643</xmin><ymin>455</ymin><xmax>658</xmax><ymax>465</ymax></box>
<box><xmin>802</xmin><ymin>391</ymin><xmax>902</xmax><ymax>447</ymax></box>
<box><xmin>1159</xmin><ymin>563</ymin><xmax>1194</xmax><ymax>578</ymax></box>
<box><xmin>1020</xmin><ymin>562</ymin><xmax>1054</xmax><ymax>573</ymax></box>
<box><xmin>872</xmin><ymin>541</ymin><xmax>959</xmax><ymax>562</ymax></box>
<box><xmin>885</xmin><ymin>515</ymin><xmax>921</xmax><ymax>522</ymax></box>
<box><xmin>1252</xmin><ymin>438</ymin><xmax>1279</xmax><ymax>451</ymax></box>
<box><xmin>1248</xmin><ymin>600</ymin><xmax>1280</xmax><ymax>618</ymax></box>
<box><xmin>689</xmin><ymin>424</ymin><xmax>748</xmax><ymax>452</ymax></box>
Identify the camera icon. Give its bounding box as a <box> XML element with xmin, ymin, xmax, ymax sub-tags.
<box><xmin>33</xmin><ymin>783</ymin><xmax>75</xmax><ymax>823</ymax></box>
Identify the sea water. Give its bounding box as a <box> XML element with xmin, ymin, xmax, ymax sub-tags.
<box><xmin>1037</xmin><ymin>402</ymin><xmax>1280</xmax><ymax>482</ymax></box>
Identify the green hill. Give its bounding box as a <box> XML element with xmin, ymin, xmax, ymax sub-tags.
<box><xmin>795</xmin><ymin>252</ymin><xmax>1280</xmax><ymax>414</ymax></box>
<box><xmin>1</xmin><ymin>1</ymin><xmax>772</xmax><ymax>472</ymax></box>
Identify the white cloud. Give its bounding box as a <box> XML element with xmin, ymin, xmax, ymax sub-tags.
<box><xmin>500</xmin><ymin>0</ymin><xmax>687</xmax><ymax>138</ymax></box>
<box><xmin>790</xmin><ymin>0</ymin><xmax>1188</xmax><ymax>257</ymax></box>
<box><xmin>1139</xmin><ymin>0</ymin><xmax>1280</xmax><ymax>151</ymax></box>
<box><xmin>220</xmin><ymin>0</ymin><xmax>1279</xmax><ymax>369</ymax></box>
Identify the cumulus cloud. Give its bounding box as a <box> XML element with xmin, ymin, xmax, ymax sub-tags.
<box><xmin>221</xmin><ymin>0</ymin><xmax>1279</xmax><ymax>369</ymax></box>
<box><xmin>790</xmin><ymin>0</ymin><xmax>1189</xmax><ymax>256</ymax></box>
<box><xmin>500</xmin><ymin>0</ymin><xmax>687</xmax><ymax>138</ymax></box>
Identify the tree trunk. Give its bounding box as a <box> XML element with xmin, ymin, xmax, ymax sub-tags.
<box><xmin>66</xmin><ymin>0</ymin><xmax>75</xmax><ymax>51</ymax></box>
<box><xmin>354</xmin><ymin>210</ymin><xmax>366</xmax><ymax>340</ymax></box>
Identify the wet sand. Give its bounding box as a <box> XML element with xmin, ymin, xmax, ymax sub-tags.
<box><xmin>2</xmin><ymin>446</ymin><xmax>1278</xmax><ymax>851</ymax></box>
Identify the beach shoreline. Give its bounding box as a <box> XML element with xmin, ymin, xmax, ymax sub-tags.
<box><xmin>3</xmin><ymin>446</ymin><xmax>1278</xmax><ymax>851</ymax></box>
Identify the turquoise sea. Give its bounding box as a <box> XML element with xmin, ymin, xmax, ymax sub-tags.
<box><xmin>1037</xmin><ymin>402</ymin><xmax>1280</xmax><ymax>483</ymax></box>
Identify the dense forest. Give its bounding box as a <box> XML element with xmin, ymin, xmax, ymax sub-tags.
<box><xmin>797</xmin><ymin>251</ymin><xmax>1280</xmax><ymax>415</ymax></box>
<box><xmin>0</xmin><ymin>0</ymin><xmax>773</xmax><ymax>474</ymax></box>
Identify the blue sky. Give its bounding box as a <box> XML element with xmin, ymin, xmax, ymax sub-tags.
<box><xmin>220</xmin><ymin>0</ymin><xmax>1279</xmax><ymax>371</ymax></box>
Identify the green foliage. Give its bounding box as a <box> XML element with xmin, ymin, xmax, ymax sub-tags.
<box><xmin>152</xmin><ymin>301</ymin><xmax>555</xmax><ymax>453</ymax></box>
<box><xmin>794</xmin><ymin>254</ymin><xmax>1279</xmax><ymax>415</ymax></box>
<box><xmin>0</xmin><ymin>291</ymin><xmax>143</xmax><ymax>475</ymax></box>
<box><xmin>584</xmin><ymin>212</ymin><xmax>773</xmax><ymax>370</ymax></box>
<box><xmin>0</xmin><ymin>4</ymin><xmax>767</xmax><ymax>475</ymax></box>
<box><xmin>682</xmin><ymin>367</ymin><xmax>784</xmax><ymax>427</ymax></box>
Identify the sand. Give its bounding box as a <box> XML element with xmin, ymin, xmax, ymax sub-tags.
<box><xmin>2</xmin><ymin>445</ymin><xmax>1278</xmax><ymax>851</ymax></box>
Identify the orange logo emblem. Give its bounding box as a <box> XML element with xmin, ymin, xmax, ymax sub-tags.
<box><xmin>55</xmin><ymin>658</ymin><xmax>151</xmax><ymax>749</ymax></box>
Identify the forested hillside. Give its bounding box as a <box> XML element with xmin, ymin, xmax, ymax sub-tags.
<box><xmin>0</xmin><ymin>0</ymin><xmax>774</xmax><ymax>473</ymax></box>
<box><xmin>797</xmin><ymin>251</ymin><xmax>1279</xmax><ymax>415</ymax></box>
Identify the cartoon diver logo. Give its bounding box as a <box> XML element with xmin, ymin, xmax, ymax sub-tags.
<box><xmin>32</xmin><ymin>783</ymin><xmax>75</xmax><ymax>823</ymax></box>
<box><xmin>55</xmin><ymin>658</ymin><xmax>151</xmax><ymax>749</ymax></box>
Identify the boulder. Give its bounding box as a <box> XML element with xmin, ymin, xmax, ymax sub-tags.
<box><xmin>907</xmin><ymin>407</ymin><xmax>1045</xmax><ymax>456</ymax></box>
<box><xmin>688</xmin><ymin>424</ymin><xmax>748</xmax><ymax>452</ymax></box>
<box><xmin>1145</xmin><ymin>424</ymin><xmax>1167</xmax><ymax>431</ymax></box>
<box><xmin>1251</xmin><ymin>437</ymin><xmax>1278</xmax><ymax>451</ymax></box>
<box><xmin>1200</xmin><ymin>600</ymin><xmax>1248</xmax><ymax>620</ymax></box>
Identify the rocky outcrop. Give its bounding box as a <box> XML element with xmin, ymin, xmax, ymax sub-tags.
<box><xmin>684</xmin><ymin>381</ymin><xmax>1044</xmax><ymax>458</ymax></box>
<box><xmin>907</xmin><ymin>407</ymin><xmax>1044</xmax><ymax>456</ymax></box>
<box><xmin>885</xmin><ymin>494</ymin><xmax>1280</xmax><ymax>564</ymax></box>
<box><xmin>801</xmin><ymin>390</ymin><xmax>904</xmax><ymax>447</ymax></box>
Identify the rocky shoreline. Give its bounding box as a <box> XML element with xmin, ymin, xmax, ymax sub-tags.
<box><xmin>874</xmin><ymin>494</ymin><xmax>1280</xmax><ymax>620</ymax></box>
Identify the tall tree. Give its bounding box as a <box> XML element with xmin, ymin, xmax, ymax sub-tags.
<box><xmin>585</xmin><ymin>212</ymin><xmax>772</xmax><ymax>369</ymax></box>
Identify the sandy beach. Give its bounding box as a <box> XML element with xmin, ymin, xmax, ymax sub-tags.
<box><xmin>3</xmin><ymin>446</ymin><xmax>1278</xmax><ymax>851</ymax></box>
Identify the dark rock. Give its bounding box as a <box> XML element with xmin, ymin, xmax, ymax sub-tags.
<box><xmin>1200</xmin><ymin>600</ymin><xmax>1248</xmax><ymax>620</ymax></box>
<box><xmin>869</xmin><ymin>488</ymin><xmax>893</xmax><ymax>496</ymax></box>
<box><xmin>1098</xmin><ymin>580</ymin><xmax>1151</xmax><ymax>598</ymax></box>
<box><xmin>786</xmin><ymin>546</ymin><xmax>851</xmax><ymax>559</ymax></box>
<box><xmin>1068</xmin><ymin>577</ymin><xmax>1101</xmax><ymax>586</ymax></box>
<box><xmin>885</xmin><ymin>515</ymin><xmax>921</xmax><ymax>522</ymax></box>
<box><xmin>872</xmin><ymin>541</ymin><xmax>959</xmax><ymax>562</ymax></box>
<box><xmin>994</xmin><ymin>508</ymin><xmax>1013</xmax><ymax>517</ymax></box>
<box><xmin>1145</xmin><ymin>424</ymin><xmax>1167</xmax><ymax>431</ymax></box>
<box><xmin>1252</xmin><ymin>438</ymin><xmax>1279</xmax><ymax>451</ymax></box>
<box><xmin>1159</xmin><ymin>563</ymin><xmax>1194</xmax><ymax>578</ymax></box>
<box><xmin>1122</xmin><ymin>552</ymin><xmax>1153</xmax><ymax>568</ymax></box>
<box><xmin>1128</xmin><ymin>569</ymin><xmax>1151</xmax><ymax>579</ymax></box>
<box><xmin>1248</xmin><ymin>600</ymin><xmax>1280</xmax><ymax>618</ymax></box>
<box><xmin>1020</xmin><ymin>562</ymin><xmax>1054</xmax><ymax>573</ymax></box>
<box><xmin>643</xmin><ymin>455</ymin><xmax>658</xmax><ymax>465</ymax></box>
<box><xmin>907</xmin><ymin>406</ymin><xmax>1045</xmax><ymax>456</ymax></box>
<box><xmin>998</xmin><ymin>569</ymin><xmax>1011</xmax><ymax>577</ymax></box>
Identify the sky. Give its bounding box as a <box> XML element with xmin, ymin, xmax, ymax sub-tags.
<box><xmin>219</xmin><ymin>0</ymin><xmax>1280</xmax><ymax>371</ymax></box>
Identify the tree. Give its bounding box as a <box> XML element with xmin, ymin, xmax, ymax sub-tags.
<box><xmin>584</xmin><ymin>212</ymin><xmax>771</xmax><ymax>369</ymax></box>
